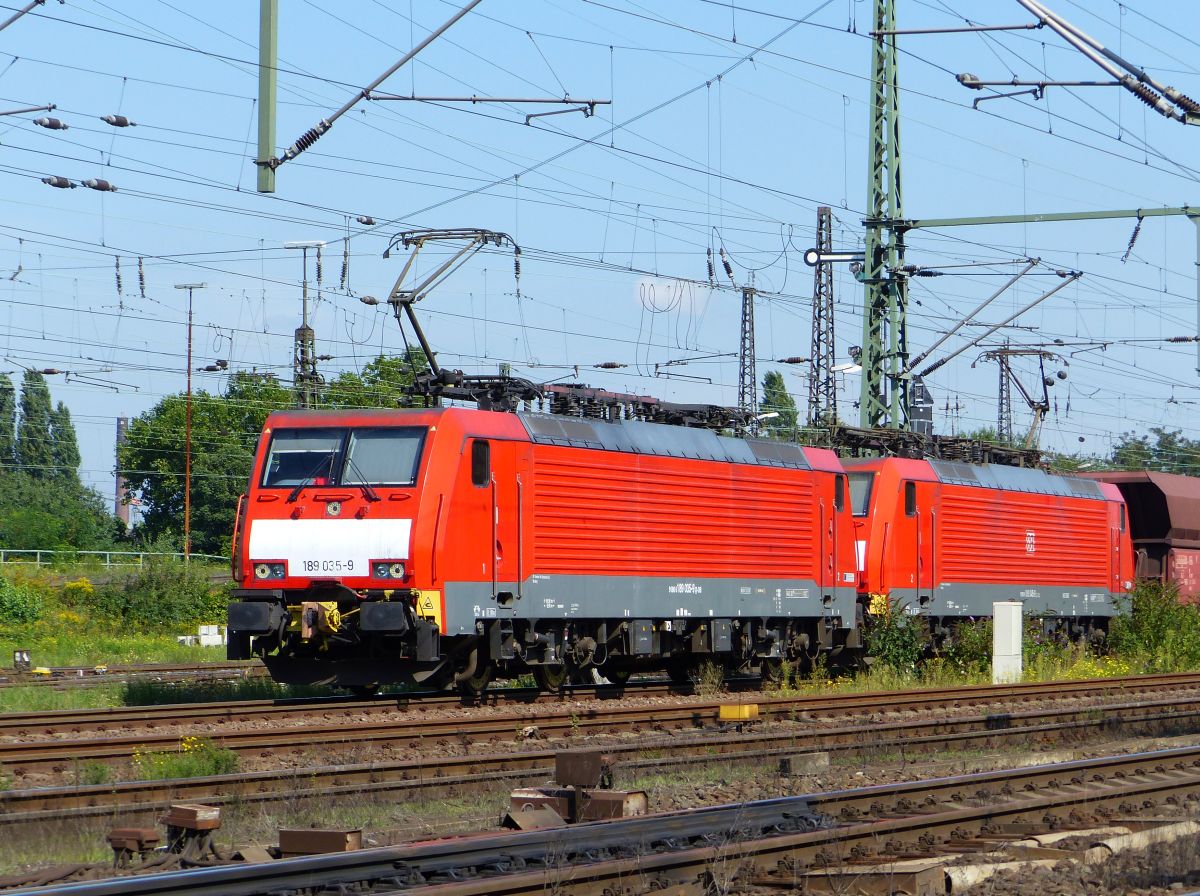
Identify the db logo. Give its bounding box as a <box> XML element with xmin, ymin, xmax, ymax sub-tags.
<box><xmin>1025</xmin><ymin>530</ymin><xmax>1036</xmax><ymax>554</ymax></box>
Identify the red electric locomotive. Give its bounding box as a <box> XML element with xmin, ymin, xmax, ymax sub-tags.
<box><xmin>228</xmin><ymin>406</ymin><xmax>859</xmax><ymax>692</ymax></box>
<box><xmin>846</xmin><ymin>457</ymin><xmax>1134</xmax><ymax>641</ymax></box>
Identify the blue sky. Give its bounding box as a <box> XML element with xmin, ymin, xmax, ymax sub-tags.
<box><xmin>0</xmin><ymin>0</ymin><xmax>1197</xmax><ymax>502</ymax></box>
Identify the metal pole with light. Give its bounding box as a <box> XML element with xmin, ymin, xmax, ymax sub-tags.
<box><xmin>174</xmin><ymin>283</ymin><xmax>206</xmax><ymax>560</ymax></box>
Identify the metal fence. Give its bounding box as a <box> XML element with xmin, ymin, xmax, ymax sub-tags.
<box><xmin>0</xmin><ymin>550</ymin><xmax>227</xmax><ymax>567</ymax></box>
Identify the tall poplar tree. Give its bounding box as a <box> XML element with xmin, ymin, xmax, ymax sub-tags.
<box><xmin>49</xmin><ymin>401</ymin><xmax>81</xmax><ymax>480</ymax></box>
<box><xmin>759</xmin><ymin>370</ymin><xmax>799</xmax><ymax>438</ymax></box>
<box><xmin>15</xmin><ymin>370</ymin><xmax>53</xmax><ymax>477</ymax></box>
<box><xmin>0</xmin><ymin>374</ymin><xmax>14</xmax><ymax>466</ymax></box>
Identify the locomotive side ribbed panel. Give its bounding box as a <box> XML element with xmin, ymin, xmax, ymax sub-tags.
<box><xmin>531</xmin><ymin>447</ymin><xmax>818</xmax><ymax>578</ymax></box>
<box><xmin>936</xmin><ymin>488</ymin><xmax>1111</xmax><ymax>586</ymax></box>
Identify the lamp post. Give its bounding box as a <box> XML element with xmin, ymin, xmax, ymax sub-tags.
<box><xmin>174</xmin><ymin>283</ymin><xmax>205</xmax><ymax>560</ymax></box>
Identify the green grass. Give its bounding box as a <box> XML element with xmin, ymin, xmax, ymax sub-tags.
<box><xmin>0</xmin><ymin>629</ymin><xmax>228</xmax><ymax>669</ymax></box>
<box><xmin>121</xmin><ymin>677</ymin><xmax>335</xmax><ymax>705</ymax></box>
<box><xmin>0</xmin><ymin>684</ymin><xmax>126</xmax><ymax>714</ymax></box>
<box><xmin>132</xmin><ymin>736</ymin><xmax>239</xmax><ymax>779</ymax></box>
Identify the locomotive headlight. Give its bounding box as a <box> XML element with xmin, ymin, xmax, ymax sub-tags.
<box><xmin>371</xmin><ymin>560</ymin><xmax>407</xmax><ymax>579</ymax></box>
<box><xmin>253</xmin><ymin>562</ymin><xmax>285</xmax><ymax>580</ymax></box>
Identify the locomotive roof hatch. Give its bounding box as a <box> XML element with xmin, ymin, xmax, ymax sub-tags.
<box><xmin>930</xmin><ymin>460</ymin><xmax>1107</xmax><ymax>500</ymax></box>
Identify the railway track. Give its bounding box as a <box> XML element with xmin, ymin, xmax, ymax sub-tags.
<box><xmin>11</xmin><ymin>744</ymin><xmax>1200</xmax><ymax>895</ymax></box>
<box><xmin>0</xmin><ymin>661</ymin><xmax>269</xmax><ymax>690</ymax></box>
<box><xmin>4</xmin><ymin>670</ymin><xmax>1200</xmax><ymax>740</ymax></box>
<box><xmin>4</xmin><ymin>682</ymin><xmax>1200</xmax><ymax>829</ymax></box>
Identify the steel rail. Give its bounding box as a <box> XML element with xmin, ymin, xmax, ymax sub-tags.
<box><xmin>4</xmin><ymin>670</ymin><xmax>1199</xmax><ymax>738</ymax></box>
<box><xmin>12</xmin><ymin>745</ymin><xmax>1200</xmax><ymax>896</ymax></box>
<box><xmin>0</xmin><ymin>662</ymin><xmax>268</xmax><ymax>690</ymax></box>
<box><xmin>4</xmin><ymin>691</ymin><xmax>1200</xmax><ymax>828</ymax></box>
<box><xmin>5</xmin><ymin>673</ymin><xmax>1200</xmax><ymax>774</ymax></box>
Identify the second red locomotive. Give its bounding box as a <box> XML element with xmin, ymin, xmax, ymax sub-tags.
<box><xmin>848</xmin><ymin>457</ymin><xmax>1133</xmax><ymax>643</ymax></box>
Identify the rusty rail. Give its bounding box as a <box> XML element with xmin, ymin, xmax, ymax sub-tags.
<box><xmin>10</xmin><ymin>745</ymin><xmax>1200</xmax><ymax>896</ymax></box>
<box><xmin>5</xmin><ymin>690</ymin><xmax>1200</xmax><ymax>830</ymax></box>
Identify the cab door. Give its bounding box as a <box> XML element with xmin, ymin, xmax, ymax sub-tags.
<box><xmin>899</xmin><ymin>480</ymin><xmax>935</xmax><ymax>609</ymax></box>
<box><xmin>484</xmin><ymin>439</ymin><xmax>525</xmax><ymax>613</ymax></box>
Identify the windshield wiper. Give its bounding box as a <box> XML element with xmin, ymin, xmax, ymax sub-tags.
<box><xmin>285</xmin><ymin>456</ymin><xmax>334</xmax><ymax>504</ymax></box>
<box><xmin>342</xmin><ymin>455</ymin><xmax>382</xmax><ymax>502</ymax></box>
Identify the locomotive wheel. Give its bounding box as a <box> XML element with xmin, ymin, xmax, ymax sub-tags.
<box><xmin>666</xmin><ymin>658</ymin><xmax>697</xmax><ymax>685</ymax></box>
<box><xmin>453</xmin><ymin>648</ymin><xmax>493</xmax><ymax>697</ymax></box>
<box><xmin>760</xmin><ymin>658</ymin><xmax>787</xmax><ymax>688</ymax></box>
<box><xmin>533</xmin><ymin>663</ymin><xmax>568</xmax><ymax>691</ymax></box>
<box><xmin>348</xmin><ymin>684</ymin><xmax>381</xmax><ymax>698</ymax></box>
<box><xmin>600</xmin><ymin>667</ymin><xmax>631</xmax><ymax>686</ymax></box>
<box><xmin>455</xmin><ymin>663</ymin><xmax>493</xmax><ymax>697</ymax></box>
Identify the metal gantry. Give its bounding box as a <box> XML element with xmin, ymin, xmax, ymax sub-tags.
<box><xmin>737</xmin><ymin>284</ymin><xmax>757</xmax><ymax>425</ymax></box>
<box><xmin>859</xmin><ymin>0</ymin><xmax>908</xmax><ymax>430</ymax></box>
<box><xmin>808</xmin><ymin>206</ymin><xmax>836</xmax><ymax>426</ymax></box>
<box><xmin>285</xmin><ymin>241</ymin><xmax>326</xmax><ymax>409</ymax></box>
<box><xmin>977</xmin><ymin>346</ymin><xmax>1067</xmax><ymax>449</ymax></box>
<box><xmin>997</xmin><ymin>341</ymin><xmax>1013</xmax><ymax>444</ymax></box>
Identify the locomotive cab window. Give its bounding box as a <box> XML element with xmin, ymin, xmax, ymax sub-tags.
<box><xmin>471</xmin><ymin>440</ymin><xmax>491</xmax><ymax>487</ymax></box>
<box><xmin>262</xmin><ymin>426</ymin><xmax>426</xmax><ymax>489</ymax></box>
<box><xmin>847</xmin><ymin>472</ymin><xmax>874</xmax><ymax>517</ymax></box>
<box><xmin>904</xmin><ymin>481</ymin><xmax>917</xmax><ymax>517</ymax></box>
<box><xmin>834</xmin><ymin>476</ymin><xmax>846</xmax><ymax>512</ymax></box>
<box><xmin>261</xmin><ymin>429</ymin><xmax>342</xmax><ymax>488</ymax></box>
<box><xmin>1119</xmin><ymin>504</ymin><xmax>1126</xmax><ymax>532</ymax></box>
<box><xmin>342</xmin><ymin>427</ymin><xmax>425</xmax><ymax>486</ymax></box>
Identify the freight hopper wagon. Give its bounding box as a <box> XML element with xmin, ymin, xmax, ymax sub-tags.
<box><xmin>1083</xmin><ymin>470</ymin><xmax>1200</xmax><ymax>604</ymax></box>
<box><xmin>846</xmin><ymin>458</ymin><xmax>1134</xmax><ymax>643</ymax></box>
<box><xmin>227</xmin><ymin>407</ymin><xmax>859</xmax><ymax>693</ymax></box>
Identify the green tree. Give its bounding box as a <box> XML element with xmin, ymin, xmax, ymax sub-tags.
<box><xmin>49</xmin><ymin>401</ymin><xmax>81</xmax><ymax>481</ymax></box>
<box><xmin>0</xmin><ymin>374</ymin><xmax>14</xmax><ymax>466</ymax></box>
<box><xmin>0</xmin><ymin>471</ymin><xmax>119</xmax><ymax>550</ymax></box>
<box><xmin>15</xmin><ymin>370</ymin><xmax>53</xmax><ymax>477</ymax></box>
<box><xmin>118</xmin><ymin>353</ymin><xmax>432</xmax><ymax>556</ymax></box>
<box><xmin>322</xmin><ymin>349</ymin><xmax>431</xmax><ymax>409</ymax></box>
<box><xmin>1111</xmin><ymin>427</ymin><xmax>1200</xmax><ymax>476</ymax></box>
<box><xmin>759</xmin><ymin>369</ymin><xmax>799</xmax><ymax>438</ymax></box>
<box><xmin>118</xmin><ymin>372</ymin><xmax>292</xmax><ymax>555</ymax></box>
<box><xmin>964</xmin><ymin>426</ymin><xmax>1002</xmax><ymax>443</ymax></box>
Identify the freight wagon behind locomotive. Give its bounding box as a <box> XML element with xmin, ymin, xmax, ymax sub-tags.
<box><xmin>846</xmin><ymin>457</ymin><xmax>1134</xmax><ymax>642</ymax></box>
<box><xmin>227</xmin><ymin>407</ymin><xmax>859</xmax><ymax>692</ymax></box>
<box><xmin>1082</xmin><ymin>470</ymin><xmax>1200</xmax><ymax>604</ymax></box>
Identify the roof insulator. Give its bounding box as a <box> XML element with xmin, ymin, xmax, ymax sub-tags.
<box><xmin>33</xmin><ymin>117</ymin><xmax>68</xmax><ymax>130</ymax></box>
<box><xmin>101</xmin><ymin>114</ymin><xmax>135</xmax><ymax>127</ymax></box>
